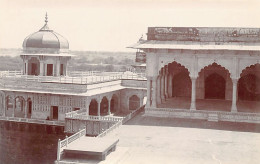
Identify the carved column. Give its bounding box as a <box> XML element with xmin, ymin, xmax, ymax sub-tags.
<box><xmin>3</xmin><ymin>93</ymin><xmax>6</xmax><ymax>117</ymax></box>
<box><xmin>146</xmin><ymin>77</ymin><xmax>152</xmax><ymax>107</ymax></box>
<box><xmin>165</xmin><ymin>73</ymin><xmax>168</xmax><ymax>99</ymax></box>
<box><xmin>151</xmin><ymin>76</ymin><xmax>157</xmax><ymax>108</ymax></box>
<box><xmin>161</xmin><ymin>71</ymin><xmax>165</xmax><ymax>102</ymax></box>
<box><xmin>25</xmin><ymin>60</ymin><xmax>29</xmax><ymax>75</ymax></box>
<box><xmin>40</xmin><ymin>61</ymin><xmax>44</xmax><ymax>76</ymax></box>
<box><xmin>168</xmin><ymin>74</ymin><xmax>173</xmax><ymax>97</ymax></box>
<box><xmin>157</xmin><ymin>75</ymin><xmax>161</xmax><ymax>104</ymax></box>
<box><xmin>24</xmin><ymin>99</ymin><xmax>27</xmax><ymax>118</ymax></box>
<box><xmin>97</xmin><ymin>99</ymin><xmax>101</xmax><ymax>116</ymax></box>
<box><xmin>108</xmin><ymin>97</ymin><xmax>111</xmax><ymax>115</ymax></box>
<box><xmin>86</xmin><ymin>100</ymin><xmax>90</xmax><ymax>116</ymax></box>
<box><xmin>190</xmin><ymin>77</ymin><xmax>197</xmax><ymax>110</ymax></box>
<box><xmin>231</xmin><ymin>79</ymin><xmax>238</xmax><ymax>112</ymax></box>
<box><xmin>12</xmin><ymin>97</ymin><xmax>15</xmax><ymax>117</ymax></box>
<box><xmin>56</xmin><ymin>59</ymin><xmax>61</xmax><ymax>76</ymax></box>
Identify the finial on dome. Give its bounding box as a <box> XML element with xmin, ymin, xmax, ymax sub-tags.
<box><xmin>39</xmin><ymin>12</ymin><xmax>51</xmax><ymax>31</ymax></box>
<box><xmin>138</xmin><ymin>34</ymin><xmax>145</xmax><ymax>42</ymax></box>
<box><xmin>45</xmin><ymin>12</ymin><xmax>48</xmax><ymax>24</ymax></box>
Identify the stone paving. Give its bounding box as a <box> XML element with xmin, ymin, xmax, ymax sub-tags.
<box><xmin>100</xmin><ymin>111</ymin><xmax>260</xmax><ymax>164</ymax></box>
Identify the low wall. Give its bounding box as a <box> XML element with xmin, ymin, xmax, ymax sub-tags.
<box><xmin>65</xmin><ymin>118</ymin><xmax>115</xmax><ymax>136</ymax></box>
<box><xmin>145</xmin><ymin>107</ymin><xmax>260</xmax><ymax>124</ymax></box>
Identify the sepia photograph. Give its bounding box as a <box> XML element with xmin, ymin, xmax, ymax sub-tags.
<box><xmin>0</xmin><ymin>0</ymin><xmax>260</xmax><ymax>163</ymax></box>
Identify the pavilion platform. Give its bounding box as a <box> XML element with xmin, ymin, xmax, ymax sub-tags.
<box><xmin>146</xmin><ymin>97</ymin><xmax>260</xmax><ymax>124</ymax></box>
<box><xmin>158</xmin><ymin>97</ymin><xmax>260</xmax><ymax>113</ymax></box>
<box><xmin>60</xmin><ymin>137</ymin><xmax>119</xmax><ymax>163</ymax></box>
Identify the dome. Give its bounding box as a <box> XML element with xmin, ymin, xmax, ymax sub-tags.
<box><xmin>23</xmin><ymin>13</ymin><xmax>69</xmax><ymax>51</ymax></box>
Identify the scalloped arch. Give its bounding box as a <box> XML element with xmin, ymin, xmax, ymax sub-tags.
<box><xmin>160</xmin><ymin>61</ymin><xmax>191</xmax><ymax>77</ymax></box>
<box><xmin>239</xmin><ymin>63</ymin><xmax>260</xmax><ymax>78</ymax></box>
<box><xmin>159</xmin><ymin>58</ymin><xmax>191</xmax><ymax>76</ymax></box>
<box><xmin>198</xmin><ymin>62</ymin><xmax>231</xmax><ymax>79</ymax></box>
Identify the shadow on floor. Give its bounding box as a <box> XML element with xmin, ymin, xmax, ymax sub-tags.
<box><xmin>125</xmin><ymin>111</ymin><xmax>260</xmax><ymax>133</ymax></box>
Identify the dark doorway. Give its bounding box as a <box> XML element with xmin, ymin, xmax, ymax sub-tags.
<box><xmin>51</xmin><ymin>106</ymin><xmax>58</xmax><ymax>120</ymax></box>
<box><xmin>129</xmin><ymin>95</ymin><xmax>140</xmax><ymax>110</ymax></box>
<box><xmin>31</xmin><ymin>63</ymin><xmax>38</xmax><ymax>75</ymax></box>
<box><xmin>60</xmin><ymin>64</ymin><xmax>64</xmax><ymax>76</ymax></box>
<box><xmin>172</xmin><ymin>72</ymin><xmax>191</xmax><ymax>97</ymax></box>
<box><xmin>28</xmin><ymin>100</ymin><xmax>32</xmax><ymax>114</ymax></box>
<box><xmin>47</xmin><ymin>64</ymin><xmax>53</xmax><ymax>76</ymax></box>
<box><xmin>205</xmin><ymin>73</ymin><xmax>225</xmax><ymax>99</ymax></box>
<box><xmin>89</xmin><ymin>99</ymin><xmax>98</xmax><ymax>116</ymax></box>
<box><xmin>238</xmin><ymin>74</ymin><xmax>260</xmax><ymax>101</ymax></box>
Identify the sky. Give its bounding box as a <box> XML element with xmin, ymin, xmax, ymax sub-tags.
<box><xmin>0</xmin><ymin>0</ymin><xmax>260</xmax><ymax>52</ymax></box>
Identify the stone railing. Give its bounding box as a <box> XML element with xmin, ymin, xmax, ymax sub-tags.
<box><xmin>122</xmin><ymin>105</ymin><xmax>145</xmax><ymax>124</ymax></box>
<box><xmin>96</xmin><ymin>105</ymin><xmax>145</xmax><ymax>137</ymax></box>
<box><xmin>97</xmin><ymin>119</ymin><xmax>123</xmax><ymax>138</ymax></box>
<box><xmin>57</xmin><ymin>128</ymin><xmax>86</xmax><ymax>161</ymax></box>
<box><xmin>0</xmin><ymin>116</ymin><xmax>65</xmax><ymax>126</ymax></box>
<box><xmin>65</xmin><ymin>111</ymin><xmax>124</xmax><ymax>122</ymax></box>
<box><xmin>0</xmin><ymin>70</ymin><xmax>23</xmax><ymax>77</ymax></box>
<box><xmin>145</xmin><ymin>107</ymin><xmax>260</xmax><ymax>124</ymax></box>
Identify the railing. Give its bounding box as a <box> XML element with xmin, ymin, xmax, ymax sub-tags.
<box><xmin>122</xmin><ymin>105</ymin><xmax>145</xmax><ymax>124</ymax></box>
<box><xmin>65</xmin><ymin>111</ymin><xmax>124</xmax><ymax>122</ymax></box>
<box><xmin>0</xmin><ymin>70</ymin><xmax>23</xmax><ymax>77</ymax></box>
<box><xmin>0</xmin><ymin>71</ymin><xmax>146</xmax><ymax>83</ymax></box>
<box><xmin>57</xmin><ymin>128</ymin><xmax>86</xmax><ymax>161</ymax></box>
<box><xmin>68</xmin><ymin>71</ymin><xmax>100</xmax><ymax>77</ymax></box>
<box><xmin>0</xmin><ymin>116</ymin><xmax>65</xmax><ymax>126</ymax></box>
<box><xmin>97</xmin><ymin>119</ymin><xmax>123</xmax><ymax>138</ymax></box>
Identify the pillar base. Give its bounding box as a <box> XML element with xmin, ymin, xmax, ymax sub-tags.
<box><xmin>231</xmin><ymin>105</ymin><xmax>237</xmax><ymax>113</ymax></box>
<box><xmin>190</xmin><ymin>102</ymin><xmax>196</xmax><ymax>111</ymax></box>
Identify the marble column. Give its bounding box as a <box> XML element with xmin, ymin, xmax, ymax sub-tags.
<box><xmin>146</xmin><ymin>77</ymin><xmax>152</xmax><ymax>107</ymax></box>
<box><xmin>40</xmin><ymin>61</ymin><xmax>44</xmax><ymax>76</ymax></box>
<box><xmin>12</xmin><ymin>97</ymin><xmax>15</xmax><ymax>117</ymax></box>
<box><xmin>56</xmin><ymin>60</ymin><xmax>60</xmax><ymax>76</ymax></box>
<box><xmin>108</xmin><ymin>98</ymin><xmax>111</xmax><ymax>115</ymax></box>
<box><xmin>97</xmin><ymin>100</ymin><xmax>101</xmax><ymax>116</ymax></box>
<box><xmin>3</xmin><ymin>94</ymin><xmax>6</xmax><ymax>117</ymax></box>
<box><xmin>231</xmin><ymin>79</ymin><xmax>238</xmax><ymax>112</ymax></box>
<box><xmin>165</xmin><ymin>74</ymin><xmax>168</xmax><ymax>98</ymax></box>
<box><xmin>151</xmin><ymin>76</ymin><xmax>157</xmax><ymax>108</ymax></box>
<box><xmin>190</xmin><ymin>77</ymin><xmax>197</xmax><ymax>110</ymax></box>
<box><xmin>168</xmin><ymin>75</ymin><xmax>173</xmax><ymax>97</ymax></box>
<box><xmin>161</xmin><ymin>73</ymin><xmax>165</xmax><ymax>102</ymax></box>
<box><xmin>157</xmin><ymin>76</ymin><xmax>161</xmax><ymax>104</ymax></box>
<box><xmin>25</xmin><ymin>60</ymin><xmax>29</xmax><ymax>75</ymax></box>
<box><xmin>24</xmin><ymin>99</ymin><xmax>27</xmax><ymax>118</ymax></box>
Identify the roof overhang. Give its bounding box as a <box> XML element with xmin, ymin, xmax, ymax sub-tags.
<box><xmin>128</xmin><ymin>40</ymin><xmax>260</xmax><ymax>51</ymax></box>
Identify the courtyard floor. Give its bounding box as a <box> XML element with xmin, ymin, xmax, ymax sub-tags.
<box><xmin>99</xmin><ymin>111</ymin><xmax>260</xmax><ymax>164</ymax></box>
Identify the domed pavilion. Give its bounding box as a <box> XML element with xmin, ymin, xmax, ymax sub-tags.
<box><xmin>20</xmin><ymin>13</ymin><xmax>72</xmax><ymax>76</ymax></box>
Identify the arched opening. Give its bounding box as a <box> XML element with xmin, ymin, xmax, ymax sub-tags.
<box><xmin>110</xmin><ymin>94</ymin><xmax>118</xmax><ymax>114</ymax></box>
<box><xmin>205</xmin><ymin>73</ymin><xmax>226</xmax><ymax>99</ymax></box>
<box><xmin>14</xmin><ymin>96</ymin><xmax>25</xmax><ymax>118</ymax></box>
<box><xmin>238</xmin><ymin>74</ymin><xmax>260</xmax><ymax>101</ymax></box>
<box><xmin>27</xmin><ymin>98</ymin><xmax>32</xmax><ymax>118</ymax></box>
<box><xmin>167</xmin><ymin>61</ymin><xmax>190</xmax><ymax>98</ymax></box>
<box><xmin>89</xmin><ymin>99</ymin><xmax>98</xmax><ymax>116</ymax></box>
<box><xmin>6</xmin><ymin>96</ymin><xmax>14</xmax><ymax>117</ymax></box>
<box><xmin>28</xmin><ymin>57</ymin><xmax>40</xmax><ymax>76</ymax></box>
<box><xmin>172</xmin><ymin>71</ymin><xmax>191</xmax><ymax>97</ymax></box>
<box><xmin>129</xmin><ymin>95</ymin><xmax>140</xmax><ymax>110</ymax></box>
<box><xmin>100</xmin><ymin>97</ymin><xmax>109</xmax><ymax>115</ymax></box>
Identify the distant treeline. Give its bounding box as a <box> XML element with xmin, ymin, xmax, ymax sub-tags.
<box><xmin>0</xmin><ymin>49</ymin><xmax>135</xmax><ymax>72</ymax></box>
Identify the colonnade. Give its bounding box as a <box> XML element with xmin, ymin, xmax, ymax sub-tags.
<box><xmin>146</xmin><ymin>67</ymin><xmax>239</xmax><ymax>112</ymax></box>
